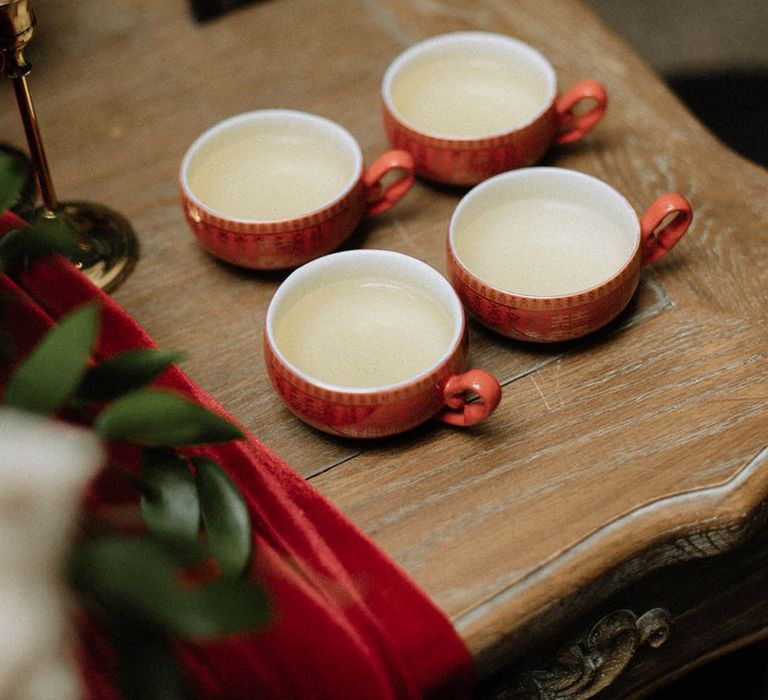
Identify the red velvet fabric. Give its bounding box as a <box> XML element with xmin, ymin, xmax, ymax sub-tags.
<box><xmin>0</xmin><ymin>211</ymin><xmax>473</xmax><ymax>699</ymax></box>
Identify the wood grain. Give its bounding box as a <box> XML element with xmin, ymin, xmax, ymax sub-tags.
<box><xmin>2</xmin><ymin>0</ymin><xmax>767</xmax><ymax>694</ymax></box>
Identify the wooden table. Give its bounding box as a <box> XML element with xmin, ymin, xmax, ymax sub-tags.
<box><xmin>4</xmin><ymin>1</ymin><xmax>767</xmax><ymax>696</ymax></box>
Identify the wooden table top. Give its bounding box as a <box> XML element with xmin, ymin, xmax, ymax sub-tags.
<box><xmin>4</xmin><ymin>0</ymin><xmax>767</xmax><ymax>684</ymax></box>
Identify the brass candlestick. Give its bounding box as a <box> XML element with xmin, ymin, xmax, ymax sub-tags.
<box><xmin>0</xmin><ymin>0</ymin><xmax>138</xmax><ymax>292</ymax></box>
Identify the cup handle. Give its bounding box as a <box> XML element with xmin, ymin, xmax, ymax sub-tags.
<box><xmin>437</xmin><ymin>369</ymin><xmax>502</xmax><ymax>427</ymax></box>
<box><xmin>363</xmin><ymin>150</ymin><xmax>415</xmax><ymax>216</ymax></box>
<box><xmin>639</xmin><ymin>193</ymin><xmax>693</xmax><ymax>266</ymax></box>
<box><xmin>553</xmin><ymin>79</ymin><xmax>608</xmax><ymax>145</ymax></box>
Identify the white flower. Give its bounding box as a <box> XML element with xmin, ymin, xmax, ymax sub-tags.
<box><xmin>0</xmin><ymin>408</ymin><xmax>104</xmax><ymax>700</ymax></box>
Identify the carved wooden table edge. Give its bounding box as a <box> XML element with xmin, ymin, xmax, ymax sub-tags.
<box><xmin>459</xmin><ymin>444</ymin><xmax>768</xmax><ymax>690</ymax></box>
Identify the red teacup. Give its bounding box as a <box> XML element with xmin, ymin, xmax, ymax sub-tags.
<box><xmin>264</xmin><ymin>249</ymin><xmax>501</xmax><ymax>438</ymax></box>
<box><xmin>180</xmin><ymin>110</ymin><xmax>415</xmax><ymax>270</ymax></box>
<box><xmin>447</xmin><ymin>167</ymin><xmax>693</xmax><ymax>342</ymax></box>
<box><xmin>382</xmin><ymin>32</ymin><xmax>607</xmax><ymax>186</ymax></box>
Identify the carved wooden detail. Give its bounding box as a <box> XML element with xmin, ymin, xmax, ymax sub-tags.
<box><xmin>494</xmin><ymin>608</ymin><xmax>671</xmax><ymax>699</ymax></box>
<box><xmin>644</xmin><ymin>493</ymin><xmax>768</xmax><ymax>567</ymax></box>
<box><xmin>603</xmin><ymin>489</ymin><xmax>768</xmax><ymax>597</ymax></box>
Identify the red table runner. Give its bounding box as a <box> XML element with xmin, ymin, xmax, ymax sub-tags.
<box><xmin>0</xmin><ymin>211</ymin><xmax>473</xmax><ymax>699</ymax></box>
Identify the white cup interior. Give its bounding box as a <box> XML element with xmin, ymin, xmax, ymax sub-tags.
<box><xmin>266</xmin><ymin>250</ymin><xmax>464</xmax><ymax>392</ymax></box>
<box><xmin>450</xmin><ymin>167</ymin><xmax>640</xmax><ymax>297</ymax></box>
<box><xmin>181</xmin><ymin>110</ymin><xmax>362</xmax><ymax>223</ymax></box>
<box><xmin>383</xmin><ymin>31</ymin><xmax>556</xmax><ymax>140</ymax></box>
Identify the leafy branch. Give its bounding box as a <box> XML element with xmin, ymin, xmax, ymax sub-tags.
<box><xmin>0</xmin><ymin>175</ymin><xmax>269</xmax><ymax>698</ymax></box>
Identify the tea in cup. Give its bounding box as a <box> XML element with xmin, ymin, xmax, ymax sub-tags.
<box><xmin>382</xmin><ymin>32</ymin><xmax>607</xmax><ymax>185</ymax></box>
<box><xmin>447</xmin><ymin>167</ymin><xmax>693</xmax><ymax>342</ymax></box>
<box><xmin>264</xmin><ymin>249</ymin><xmax>501</xmax><ymax>438</ymax></box>
<box><xmin>180</xmin><ymin>110</ymin><xmax>415</xmax><ymax>269</ymax></box>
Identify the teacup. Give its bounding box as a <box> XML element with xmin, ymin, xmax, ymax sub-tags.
<box><xmin>180</xmin><ymin>110</ymin><xmax>415</xmax><ymax>270</ymax></box>
<box><xmin>264</xmin><ymin>249</ymin><xmax>502</xmax><ymax>438</ymax></box>
<box><xmin>447</xmin><ymin>167</ymin><xmax>693</xmax><ymax>342</ymax></box>
<box><xmin>382</xmin><ymin>31</ymin><xmax>607</xmax><ymax>186</ymax></box>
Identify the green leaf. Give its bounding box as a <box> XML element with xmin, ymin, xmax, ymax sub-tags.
<box><xmin>187</xmin><ymin>577</ymin><xmax>271</xmax><ymax>636</ymax></box>
<box><xmin>78</xmin><ymin>348</ymin><xmax>186</xmax><ymax>401</ymax></box>
<box><xmin>0</xmin><ymin>329</ymin><xmax>15</xmax><ymax>365</ymax></box>
<box><xmin>0</xmin><ymin>145</ymin><xmax>34</xmax><ymax>213</ymax></box>
<box><xmin>140</xmin><ymin>449</ymin><xmax>200</xmax><ymax>547</ymax></box>
<box><xmin>112</xmin><ymin>620</ymin><xmax>190</xmax><ymax>700</ymax></box>
<box><xmin>95</xmin><ymin>388</ymin><xmax>243</xmax><ymax>445</ymax></box>
<box><xmin>70</xmin><ymin>537</ymin><xmax>270</xmax><ymax>637</ymax></box>
<box><xmin>0</xmin><ymin>227</ymin><xmax>24</xmax><ymax>274</ymax></box>
<box><xmin>193</xmin><ymin>457</ymin><xmax>252</xmax><ymax>578</ymax></box>
<box><xmin>70</xmin><ymin>537</ymin><xmax>189</xmax><ymax>631</ymax></box>
<box><xmin>0</xmin><ymin>216</ymin><xmax>79</xmax><ymax>274</ymax></box>
<box><xmin>3</xmin><ymin>302</ymin><xmax>100</xmax><ymax>415</ymax></box>
<box><xmin>26</xmin><ymin>214</ymin><xmax>80</xmax><ymax>257</ymax></box>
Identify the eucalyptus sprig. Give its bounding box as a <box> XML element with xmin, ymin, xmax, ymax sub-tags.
<box><xmin>0</xmin><ymin>147</ymin><xmax>269</xmax><ymax>697</ymax></box>
<box><xmin>1</xmin><ymin>294</ymin><xmax>268</xmax><ymax>698</ymax></box>
<box><xmin>0</xmin><ymin>212</ymin><xmax>81</xmax><ymax>276</ymax></box>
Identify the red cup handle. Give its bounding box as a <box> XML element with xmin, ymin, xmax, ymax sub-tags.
<box><xmin>438</xmin><ymin>369</ymin><xmax>501</xmax><ymax>427</ymax></box>
<box><xmin>639</xmin><ymin>192</ymin><xmax>693</xmax><ymax>266</ymax></box>
<box><xmin>363</xmin><ymin>150</ymin><xmax>415</xmax><ymax>216</ymax></box>
<box><xmin>554</xmin><ymin>79</ymin><xmax>608</xmax><ymax>145</ymax></box>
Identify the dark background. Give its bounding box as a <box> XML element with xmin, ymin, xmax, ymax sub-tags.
<box><xmin>585</xmin><ymin>0</ymin><xmax>768</xmax><ymax>170</ymax></box>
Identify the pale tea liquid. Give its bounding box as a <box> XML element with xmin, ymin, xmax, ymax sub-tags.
<box><xmin>390</xmin><ymin>55</ymin><xmax>549</xmax><ymax>138</ymax></box>
<box><xmin>273</xmin><ymin>277</ymin><xmax>455</xmax><ymax>388</ymax></box>
<box><xmin>188</xmin><ymin>130</ymin><xmax>355</xmax><ymax>221</ymax></box>
<box><xmin>454</xmin><ymin>198</ymin><xmax>633</xmax><ymax>295</ymax></box>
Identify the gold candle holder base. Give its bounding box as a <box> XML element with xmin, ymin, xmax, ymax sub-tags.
<box><xmin>45</xmin><ymin>201</ymin><xmax>139</xmax><ymax>293</ymax></box>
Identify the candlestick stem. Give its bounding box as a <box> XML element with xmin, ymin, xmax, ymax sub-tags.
<box><xmin>11</xmin><ymin>72</ymin><xmax>57</xmax><ymax>213</ymax></box>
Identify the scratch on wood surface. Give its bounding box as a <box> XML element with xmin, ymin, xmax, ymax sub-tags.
<box><xmin>529</xmin><ymin>373</ymin><xmax>551</xmax><ymax>411</ymax></box>
<box><xmin>306</xmin><ymin>452</ymin><xmax>361</xmax><ymax>481</ymax></box>
<box><xmin>358</xmin><ymin>0</ymin><xmax>416</xmax><ymax>47</ymax></box>
<box><xmin>392</xmin><ymin>215</ymin><xmax>426</xmax><ymax>258</ymax></box>
<box><xmin>554</xmin><ymin>358</ymin><xmax>565</xmax><ymax>408</ymax></box>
